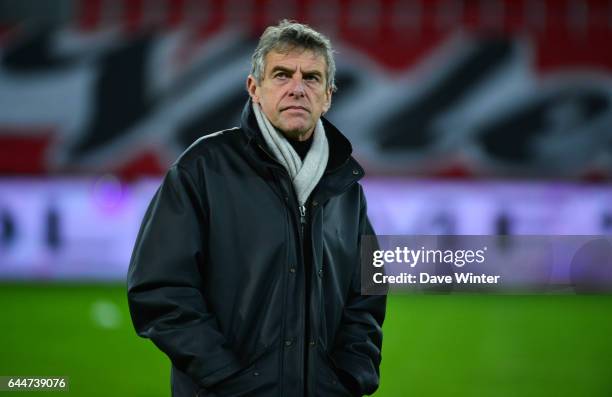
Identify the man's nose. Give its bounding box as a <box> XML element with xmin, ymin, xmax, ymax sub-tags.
<box><xmin>289</xmin><ymin>77</ymin><xmax>306</xmax><ymax>97</ymax></box>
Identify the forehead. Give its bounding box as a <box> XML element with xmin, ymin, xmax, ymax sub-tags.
<box><xmin>263</xmin><ymin>48</ymin><xmax>327</xmax><ymax>74</ymax></box>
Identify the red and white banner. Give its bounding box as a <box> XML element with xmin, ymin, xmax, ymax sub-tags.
<box><xmin>0</xmin><ymin>0</ymin><xmax>611</xmax><ymax>179</ymax></box>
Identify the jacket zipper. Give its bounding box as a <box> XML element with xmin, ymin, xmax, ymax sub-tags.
<box><xmin>299</xmin><ymin>205</ymin><xmax>307</xmax><ymax>237</ymax></box>
<box><xmin>298</xmin><ymin>203</ymin><xmax>309</xmax><ymax>397</ymax></box>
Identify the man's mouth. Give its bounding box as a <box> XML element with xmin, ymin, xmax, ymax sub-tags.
<box><xmin>281</xmin><ymin>106</ymin><xmax>309</xmax><ymax>113</ymax></box>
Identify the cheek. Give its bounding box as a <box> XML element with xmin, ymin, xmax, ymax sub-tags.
<box><xmin>259</xmin><ymin>97</ymin><xmax>283</xmax><ymax>122</ymax></box>
<box><xmin>313</xmin><ymin>93</ymin><xmax>329</xmax><ymax>112</ymax></box>
<box><xmin>263</xmin><ymin>89</ymin><xmax>282</xmax><ymax>106</ymax></box>
<box><xmin>322</xmin><ymin>98</ymin><xmax>330</xmax><ymax>111</ymax></box>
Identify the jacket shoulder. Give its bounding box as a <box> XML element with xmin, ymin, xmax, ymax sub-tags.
<box><xmin>173</xmin><ymin>127</ymin><xmax>244</xmax><ymax>170</ymax></box>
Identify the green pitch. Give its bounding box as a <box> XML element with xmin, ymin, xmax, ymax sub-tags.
<box><xmin>1</xmin><ymin>284</ymin><xmax>611</xmax><ymax>396</ymax></box>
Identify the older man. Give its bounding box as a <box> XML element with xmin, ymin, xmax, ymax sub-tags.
<box><xmin>127</xmin><ymin>20</ymin><xmax>386</xmax><ymax>397</ymax></box>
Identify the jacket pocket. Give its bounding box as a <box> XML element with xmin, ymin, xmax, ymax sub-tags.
<box><xmin>205</xmin><ymin>344</ymin><xmax>278</xmax><ymax>397</ymax></box>
<box><xmin>314</xmin><ymin>346</ymin><xmax>353</xmax><ymax>397</ymax></box>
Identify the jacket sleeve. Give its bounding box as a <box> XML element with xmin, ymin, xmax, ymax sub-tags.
<box><xmin>127</xmin><ymin>164</ymin><xmax>243</xmax><ymax>388</ymax></box>
<box><xmin>330</xmin><ymin>186</ymin><xmax>387</xmax><ymax>396</ymax></box>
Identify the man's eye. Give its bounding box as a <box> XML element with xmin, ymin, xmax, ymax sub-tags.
<box><xmin>305</xmin><ymin>75</ymin><xmax>320</xmax><ymax>82</ymax></box>
<box><xmin>274</xmin><ymin>73</ymin><xmax>288</xmax><ymax>79</ymax></box>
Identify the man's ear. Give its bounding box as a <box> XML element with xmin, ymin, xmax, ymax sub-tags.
<box><xmin>246</xmin><ymin>75</ymin><xmax>260</xmax><ymax>103</ymax></box>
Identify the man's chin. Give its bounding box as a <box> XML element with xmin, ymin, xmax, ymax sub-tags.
<box><xmin>278</xmin><ymin>123</ymin><xmax>312</xmax><ymax>140</ymax></box>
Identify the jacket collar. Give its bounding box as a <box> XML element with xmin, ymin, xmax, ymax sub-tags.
<box><xmin>240</xmin><ymin>99</ymin><xmax>364</xmax><ymax>203</ymax></box>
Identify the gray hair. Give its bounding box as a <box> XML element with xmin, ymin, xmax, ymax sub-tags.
<box><xmin>250</xmin><ymin>20</ymin><xmax>337</xmax><ymax>92</ymax></box>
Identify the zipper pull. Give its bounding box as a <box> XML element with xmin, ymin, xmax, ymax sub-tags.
<box><xmin>298</xmin><ymin>205</ymin><xmax>307</xmax><ymax>237</ymax></box>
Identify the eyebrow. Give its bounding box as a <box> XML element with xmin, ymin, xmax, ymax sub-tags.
<box><xmin>269</xmin><ymin>66</ymin><xmax>294</xmax><ymax>76</ymax></box>
<box><xmin>302</xmin><ymin>70</ymin><xmax>323</xmax><ymax>78</ymax></box>
<box><xmin>269</xmin><ymin>66</ymin><xmax>323</xmax><ymax>78</ymax></box>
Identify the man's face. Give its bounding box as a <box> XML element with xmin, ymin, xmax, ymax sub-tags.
<box><xmin>247</xmin><ymin>48</ymin><xmax>332</xmax><ymax>141</ymax></box>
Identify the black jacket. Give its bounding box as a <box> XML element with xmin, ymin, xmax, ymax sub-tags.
<box><xmin>127</xmin><ymin>101</ymin><xmax>386</xmax><ymax>397</ymax></box>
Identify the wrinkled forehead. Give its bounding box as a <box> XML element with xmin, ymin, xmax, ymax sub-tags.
<box><xmin>263</xmin><ymin>45</ymin><xmax>328</xmax><ymax>74</ymax></box>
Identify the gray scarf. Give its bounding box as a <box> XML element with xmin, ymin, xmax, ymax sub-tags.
<box><xmin>253</xmin><ymin>102</ymin><xmax>329</xmax><ymax>206</ymax></box>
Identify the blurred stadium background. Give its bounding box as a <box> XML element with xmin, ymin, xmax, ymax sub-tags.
<box><xmin>1</xmin><ymin>0</ymin><xmax>611</xmax><ymax>395</ymax></box>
